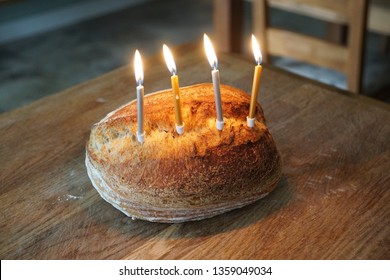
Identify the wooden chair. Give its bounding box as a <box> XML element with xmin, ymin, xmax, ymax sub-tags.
<box><xmin>368</xmin><ymin>0</ymin><xmax>390</xmax><ymax>37</ymax></box>
<box><xmin>304</xmin><ymin>0</ymin><xmax>390</xmax><ymax>53</ymax></box>
<box><xmin>214</xmin><ymin>0</ymin><xmax>368</xmax><ymax>93</ymax></box>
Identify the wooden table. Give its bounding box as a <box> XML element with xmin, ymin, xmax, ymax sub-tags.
<box><xmin>1</xmin><ymin>44</ymin><xmax>389</xmax><ymax>260</ymax></box>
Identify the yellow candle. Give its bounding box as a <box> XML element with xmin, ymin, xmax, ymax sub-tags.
<box><xmin>171</xmin><ymin>74</ymin><xmax>183</xmax><ymax>126</ymax></box>
<box><xmin>163</xmin><ymin>44</ymin><xmax>184</xmax><ymax>134</ymax></box>
<box><xmin>247</xmin><ymin>34</ymin><xmax>263</xmax><ymax>128</ymax></box>
<box><xmin>249</xmin><ymin>64</ymin><xmax>262</xmax><ymax>118</ymax></box>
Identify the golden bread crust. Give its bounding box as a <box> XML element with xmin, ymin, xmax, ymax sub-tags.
<box><xmin>86</xmin><ymin>83</ymin><xmax>281</xmax><ymax>222</ymax></box>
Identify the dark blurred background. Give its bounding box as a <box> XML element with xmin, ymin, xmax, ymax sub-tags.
<box><xmin>0</xmin><ymin>0</ymin><xmax>389</xmax><ymax>113</ymax></box>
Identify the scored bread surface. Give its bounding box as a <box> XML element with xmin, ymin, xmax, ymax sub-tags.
<box><xmin>86</xmin><ymin>83</ymin><xmax>282</xmax><ymax>223</ymax></box>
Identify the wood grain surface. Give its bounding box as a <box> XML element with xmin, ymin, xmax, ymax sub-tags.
<box><xmin>0</xmin><ymin>44</ymin><xmax>389</xmax><ymax>259</ymax></box>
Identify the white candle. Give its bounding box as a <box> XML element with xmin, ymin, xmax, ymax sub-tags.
<box><xmin>134</xmin><ymin>50</ymin><xmax>145</xmax><ymax>144</ymax></box>
<box><xmin>204</xmin><ymin>34</ymin><xmax>224</xmax><ymax>131</ymax></box>
<box><xmin>211</xmin><ymin>69</ymin><xmax>223</xmax><ymax>125</ymax></box>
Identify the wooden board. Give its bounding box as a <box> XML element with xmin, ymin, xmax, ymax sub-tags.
<box><xmin>266</xmin><ymin>28</ymin><xmax>348</xmax><ymax>72</ymax></box>
<box><xmin>0</xmin><ymin>44</ymin><xmax>389</xmax><ymax>259</ymax></box>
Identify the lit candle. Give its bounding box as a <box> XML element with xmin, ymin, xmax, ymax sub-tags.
<box><xmin>204</xmin><ymin>34</ymin><xmax>224</xmax><ymax>131</ymax></box>
<box><xmin>163</xmin><ymin>44</ymin><xmax>184</xmax><ymax>134</ymax></box>
<box><xmin>247</xmin><ymin>34</ymin><xmax>263</xmax><ymax>128</ymax></box>
<box><xmin>134</xmin><ymin>50</ymin><xmax>145</xmax><ymax>143</ymax></box>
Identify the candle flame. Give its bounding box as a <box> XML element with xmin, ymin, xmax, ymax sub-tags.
<box><xmin>134</xmin><ymin>49</ymin><xmax>144</xmax><ymax>86</ymax></box>
<box><xmin>163</xmin><ymin>44</ymin><xmax>177</xmax><ymax>75</ymax></box>
<box><xmin>203</xmin><ymin>34</ymin><xmax>218</xmax><ymax>70</ymax></box>
<box><xmin>252</xmin><ymin>34</ymin><xmax>262</xmax><ymax>65</ymax></box>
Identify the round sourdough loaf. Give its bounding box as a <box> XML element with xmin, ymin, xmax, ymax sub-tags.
<box><xmin>86</xmin><ymin>83</ymin><xmax>282</xmax><ymax>223</ymax></box>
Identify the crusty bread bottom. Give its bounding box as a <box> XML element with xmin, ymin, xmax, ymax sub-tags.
<box><xmin>86</xmin><ymin>153</ymin><xmax>280</xmax><ymax>223</ymax></box>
